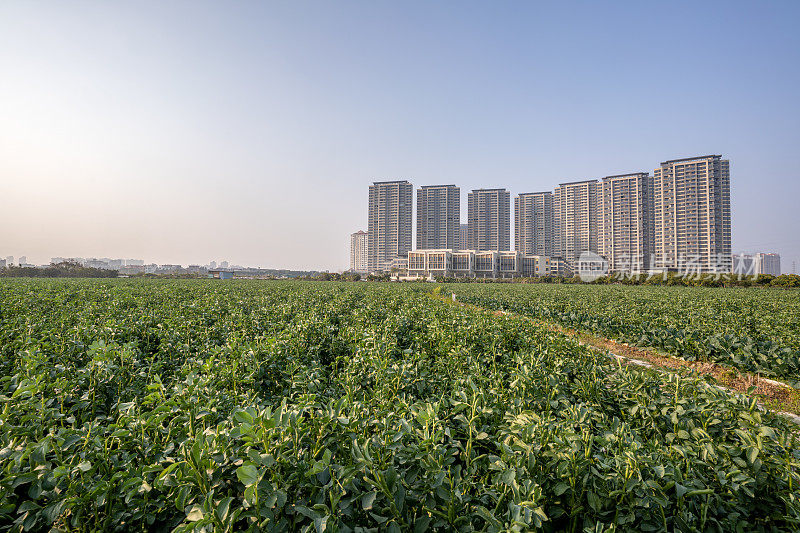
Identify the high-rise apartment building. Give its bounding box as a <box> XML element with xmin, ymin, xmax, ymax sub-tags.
<box><xmin>515</xmin><ymin>191</ymin><xmax>553</xmax><ymax>257</ymax></box>
<box><xmin>598</xmin><ymin>173</ymin><xmax>653</xmax><ymax>272</ymax></box>
<box><xmin>416</xmin><ymin>185</ymin><xmax>460</xmax><ymax>249</ymax></box>
<box><xmin>553</xmin><ymin>180</ymin><xmax>599</xmax><ymax>264</ymax></box>
<box><xmin>733</xmin><ymin>252</ymin><xmax>782</xmax><ymax>277</ymax></box>
<box><xmin>458</xmin><ymin>224</ymin><xmax>469</xmax><ymax>250</ymax></box>
<box><xmin>368</xmin><ymin>180</ymin><xmax>413</xmax><ymax>271</ymax></box>
<box><xmin>756</xmin><ymin>253</ymin><xmax>781</xmax><ymax>276</ymax></box>
<box><xmin>467</xmin><ymin>189</ymin><xmax>510</xmax><ymax>251</ymax></box>
<box><xmin>350</xmin><ymin>230</ymin><xmax>369</xmax><ymax>273</ymax></box>
<box><xmin>652</xmin><ymin>155</ymin><xmax>731</xmax><ymax>272</ymax></box>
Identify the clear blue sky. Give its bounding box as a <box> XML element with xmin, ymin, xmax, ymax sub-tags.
<box><xmin>1</xmin><ymin>1</ymin><xmax>798</xmax><ymax>272</ymax></box>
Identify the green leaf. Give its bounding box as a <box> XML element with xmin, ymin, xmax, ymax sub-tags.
<box><xmin>746</xmin><ymin>447</ymin><xmax>759</xmax><ymax>464</ymax></box>
<box><xmin>587</xmin><ymin>491</ymin><xmax>601</xmax><ymax>512</ymax></box>
<box><xmin>295</xmin><ymin>505</ymin><xmax>318</xmax><ymax>519</ymax></box>
<box><xmin>216</xmin><ymin>497</ymin><xmax>233</xmax><ymax>522</ymax></box>
<box><xmin>414</xmin><ymin>515</ymin><xmax>432</xmax><ymax>532</ymax></box>
<box><xmin>362</xmin><ymin>491</ymin><xmax>377</xmax><ymax>510</ymax></box>
<box><xmin>314</xmin><ymin>515</ymin><xmax>329</xmax><ymax>533</ymax></box>
<box><xmin>236</xmin><ymin>464</ymin><xmax>260</xmax><ymax>487</ymax></box>
<box><xmin>42</xmin><ymin>500</ymin><xmax>67</xmax><ymax>524</ymax></box>
<box><xmin>370</xmin><ymin>512</ymin><xmax>388</xmax><ymax>524</ymax></box>
<box><xmin>186</xmin><ymin>504</ymin><xmax>204</xmax><ymax>522</ymax></box>
<box><xmin>554</xmin><ymin>482</ymin><xmax>570</xmax><ymax>496</ymax></box>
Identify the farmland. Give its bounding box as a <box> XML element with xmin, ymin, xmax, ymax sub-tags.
<box><xmin>448</xmin><ymin>284</ymin><xmax>800</xmax><ymax>385</ymax></box>
<box><xmin>0</xmin><ymin>279</ymin><xmax>799</xmax><ymax>532</ymax></box>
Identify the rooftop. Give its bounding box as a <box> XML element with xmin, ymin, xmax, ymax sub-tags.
<box><xmin>660</xmin><ymin>155</ymin><xmax>722</xmax><ymax>165</ymax></box>
<box><xmin>604</xmin><ymin>172</ymin><xmax>649</xmax><ymax>180</ymax></box>
<box><xmin>557</xmin><ymin>179</ymin><xmax>599</xmax><ymax>187</ymax></box>
<box><xmin>517</xmin><ymin>191</ymin><xmax>553</xmax><ymax>196</ymax></box>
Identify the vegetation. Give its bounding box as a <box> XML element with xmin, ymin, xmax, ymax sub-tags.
<box><xmin>434</xmin><ymin>273</ymin><xmax>800</xmax><ymax>288</ymax></box>
<box><xmin>299</xmin><ymin>272</ymin><xmax>363</xmax><ymax>282</ymax></box>
<box><xmin>446</xmin><ymin>284</ymin><xmax>800</xmax><ymax>384</ymax></box>
<box><xmin>0</xmin><ymin>262</ymin><xmax>117</xmax><ymax>278</ymax></box>
<box><xmin>0</xmin><ymin>279</ymin><xmax>798</xmax><ymax>532</ymax></box>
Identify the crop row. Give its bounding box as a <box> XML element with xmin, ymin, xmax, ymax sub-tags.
<box><xmin>0</xmin><ymin>280</ymin><xmax>798</xmax><ymax>532</ymax></box>
<box><xmin>446</xmin><ymin>283</ymin><xmax>800</xmax><ymax>384</ymax></box>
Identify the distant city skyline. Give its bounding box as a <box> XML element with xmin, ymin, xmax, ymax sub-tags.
<box><xmin>1</xmin><ymin>2</ymin><xmax>798</xmax><ymax>270</ymax></box>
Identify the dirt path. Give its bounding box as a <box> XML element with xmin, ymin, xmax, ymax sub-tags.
<box><xmin>433</xmin><ymin>292</ymin><xmax>800</xmax><ymax>424</ymax></box>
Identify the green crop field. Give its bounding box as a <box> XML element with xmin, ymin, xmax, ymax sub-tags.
<box><xmin>447</xmin><ymin>284</ymin><xmax>800</xmax><ymax>385</ymax></box>
<box><xmin>0</xmin><ymin>279</ymin><xmax>799</xmax><ymax>532</ymax></box>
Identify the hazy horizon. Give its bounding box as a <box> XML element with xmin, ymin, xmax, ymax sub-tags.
<box><xmin>2</xmin><ymin>2</ymin><xmax>799</xmax><ymax>272</ymax></box>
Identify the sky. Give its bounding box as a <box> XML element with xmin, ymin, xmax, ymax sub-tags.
<box><xmin>1</xmin><ymin>1</ymin><xmax>798</xmax><ymax>272</ymax></box>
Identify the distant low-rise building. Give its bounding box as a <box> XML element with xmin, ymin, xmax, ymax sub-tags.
<box><xmin>85</xmin><ymin>259</ymin><xmax>110</xmax><ymax>269</ymax></box>
<box><xmin>209</xmin><ymin>269</ymin><xmax>234</xmax><ymax>280</ymax></box>
<box><xmin>549</xmin><ymin>258</ymin><xmax>572</xmax><ymax>278</ymax></box>
<box><xmin>407</xmin><ymin>249</ymin><xmax>550</xmax><ymax>279</ymax></box>
<box><xmin>120</xmin><ymin>265</ymin><xmax>145</xmax><ymax>275</ymax></box>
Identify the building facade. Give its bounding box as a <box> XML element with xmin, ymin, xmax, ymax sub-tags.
<box><xmin>756</xmin><ymin>253</ymin><xmax>781</xmax><ymax>276</ymax></box>
<box><xmin>467</xmin><ymin>189</ymin><xmax>511</xmax><ymax>251</ymax></box>
<box><xmin>349</xmin><ymin>230</ymin><xmax>369</xmax><ymax>273</ymax></box>
<box><xmin>515</xmin><ymin>191</ymin><xmax>553</xmax><ymax>257</ymax></box>
<box><xmin>416</xmin><ymin>185</ymin><xmax>460</xmax><ymax>249</ymax></box>
<box><xmin>652</xmin><ymin>155</ymin><xmax>731</xmax><ymax>272</ymax></box>
<box><xmin>553</xmin><ymin>180</ymin><xmax>599</xmax><ymax>265</ymax></box>
<box><xmin>458</xmin><ymin>224</ymin><xmax>469</xmax><ymax>250</ymax></box>
<box><xmin>407</xmin><ymin>249</ymin><xmax>550</xmax><ymax>278</ymax></box>
<box><xmin>598</xmin><ymin>173</ymin><xmax>653</xmax><ymax>272</ymax></box>
<box><xmin>368</xmin><ymin>180</ymin><xmax>413</xmax><ymax>271</ymax></box>
<box><xmin>733</xmin><ymin>252</ymin><xmax>781</xmax><ymax>277</ymax></box>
